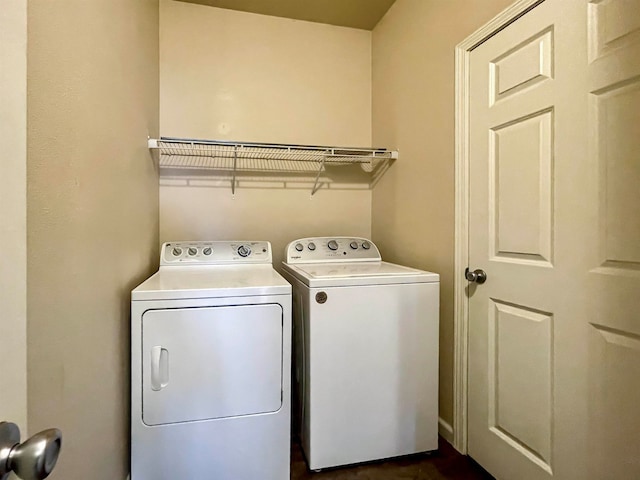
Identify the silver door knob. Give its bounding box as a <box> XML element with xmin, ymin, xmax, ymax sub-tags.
<box><xmin>465</xmin><ymin>267</ymin><xmax>487</xmax><ymax>284</ymax></box>
<box><xmin>0</xmin><ymin>422</ymin><xmax>62</xmax><ymax>480</ymax></box>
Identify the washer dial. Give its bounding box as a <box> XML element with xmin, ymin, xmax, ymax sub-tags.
<box><xmin>203</xmin><ymin>247</ymin><xmax>212</xmax><ymax>256</ymax></box>
<box><xmin>327</xmin><ymin>240</ymin><xmax>339</xmax><ymax>251</ymax></box>
<box><xmin>295</xmin><ymin>243</ymin><xmax>304</xmax><ymax>252</ymax></box>
<box><xmin>237</xmin><ymin>245</ymin><xmax>251</xmax><ymax>257</ymax></box>
<box><xmin>308</xmin><ymin>242</ymin><xmax>316</xmax><ymax>251</ymax></box>
<box><xmin>172</xmin><ymin>247</ymin><xmax>182</xmax><ymax>257</ymax></box>
<box><xmin>188</xmin><ymin>247</ymin><xmax>198</xmax><ymax>256</ymax></box>
<box><xmin>362</xmin><ymin>241</ymin><xmax>371</xmax><ymax>250</ymax></box>
<box><xmin>349</xmin><ymin>241</ymin><xmax>359</xmax><ymax>250</ymax></box>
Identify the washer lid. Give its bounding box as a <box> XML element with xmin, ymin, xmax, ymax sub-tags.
<box><xmin>132</xmin><ymin>265</ymin><xmax>291</xmax><ymax>301</ymax></box>
<box><xmin>282</xmin><ymin>261</ymin><xmax>439</xmax><ymax>287</ymax></box>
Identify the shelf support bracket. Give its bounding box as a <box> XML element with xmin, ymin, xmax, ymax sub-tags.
<box><xmin>311</xmin><ymin>158</ymin><xmax>326</xmax><ymax>195</ymax></box>
<box><xmin>231</xmin><ymin>148</ymin><xmax>237</xmax><ymax>195</ymax></box>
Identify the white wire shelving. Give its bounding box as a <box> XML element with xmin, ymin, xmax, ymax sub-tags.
<box><xmin>148</xmin><ymin>137</ymin><xmax>398</xmax><ymax>195</ymax></box>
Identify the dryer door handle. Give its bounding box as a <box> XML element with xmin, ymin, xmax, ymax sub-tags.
<box><xmin>150</xmin><ymin>346</ymin><xmax>169</xmax><ymax>391</ymax></box>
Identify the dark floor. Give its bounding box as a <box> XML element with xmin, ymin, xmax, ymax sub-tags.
<box><xmin>291</xmin><ymin>437</ymin><xmax>494</xmax><ymax>480</ymax></box>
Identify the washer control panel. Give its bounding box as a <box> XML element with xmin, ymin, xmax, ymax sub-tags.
<box><xmin>285</xmin><ymin>237</ymin><xmax>381</xmax><ymax>264</ymax></box>
<box><xmin>161</xmin><ymin>241</ymin><xmax>271</xmax><ymax>265</ymax></box>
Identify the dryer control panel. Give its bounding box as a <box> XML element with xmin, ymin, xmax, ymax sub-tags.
<box><xmin>161</xmin><ymin>241</ymin><xmax>272</xmax><ymax>265</ymax></box>
<box><xmin>285</xmin><ymin>237</ymin><xmax>381</xmax><ymax>264</ymax></box>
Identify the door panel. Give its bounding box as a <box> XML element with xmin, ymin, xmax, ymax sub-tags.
<box><xmin>587</xmin><ymin>0</ymin><xmax>640</xmax><ymax>477</ymax></box>
<box><xmin>468</xmin><ymin>0</ymin><xmax>640</xmax><ymax>479</ymax></box>
<box><xmin>142</xmin><ymin>304</ymin><xmax>283</xmax><ymax>425</ymax></box>
<box><xmin>468</xmin><ymin>1</ymin><xmax>589</xmax><ymax>479</ymax></box>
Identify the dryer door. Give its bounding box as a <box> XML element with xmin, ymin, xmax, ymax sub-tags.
<box><xmin>141</xmin><ymin>304</ymin><xmax>283</xmax><ymax>426</ymax></box>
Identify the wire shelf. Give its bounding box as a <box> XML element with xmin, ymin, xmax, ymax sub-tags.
<box><xmin>148</xmin><ymin>137</ymin><xmax>398</xmax><ymax>194</ymax></box>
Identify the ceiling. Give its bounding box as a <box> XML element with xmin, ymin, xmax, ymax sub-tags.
<box><xmin>177</xmin><ymin>0</ymin><xmax>397</xmax><ymax>30</ymax></box>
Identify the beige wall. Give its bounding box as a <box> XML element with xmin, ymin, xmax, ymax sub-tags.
<box><xmin>0</xmin><ymin>0</ymin><xmax>27</xmax><ymax>433</ymax></box>
<box><xmin>159</xmin><ymin>1</ymin><xmax>372</xmax><ymax>264</ymax></box>
<box><xmin>27</xmin><ymin>1</ymin><xmax>160</xmax><ymax>478</ymax></box>
<box><xmin>371</xmin><ymin>0</ymin><xmax>514</xmax><ymax>428</ymax></box>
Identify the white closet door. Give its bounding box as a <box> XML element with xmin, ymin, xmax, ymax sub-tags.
<box><xmin>467</xmin><ymin>0</ymin><xmax>640</xmax><ymax>478</ymax></box>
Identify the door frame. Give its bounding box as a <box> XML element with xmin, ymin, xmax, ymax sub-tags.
<box><xmin>452</xmin><ymin>0</ymin><xmax>546</xmax><ymax>454</ymax></box>
<box><xmin>0</xmin><ymin>0</ymin><xmax>28</xmax><ymax>431</ymax></box>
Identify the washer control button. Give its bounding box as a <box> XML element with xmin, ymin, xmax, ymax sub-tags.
<box><xmin>327</xmin><ymin>240</ymin><xmax>339</xmax><ymax>251</ymax></box>
<box><xmin>349</xmin><ymin>241</ymin><xmax>358</xmax><ymax>250</ymax></box>
<box><xmin>308</xmin><ymin>242</ymin><xmax>316</xmax><ymax>251</ymax></box>
<box><xmin>362</xmin><ymin>241</ymin><xmax>371</xmax><ymax>250</ymax></box>
<box><xmin>172</xmin><ymin>247</ymin><xmax>183</xmax><ymax>257</ymax></box>
<box><xmin>295</xmin><ymin>243</ymin><xmax>304</xmax><ymax>252</ymax></box>
<box><xmin>188</xmin><ymin>247</ymin><xmax>198</xmax><ymax>256</ymax></box>
<box><xmin>238</xmin><ymin>245</ymin><xmax>251</xmax><ymax>257</ymax></box>
<box><xmin>203</xmin><ymin>247</ymin><xmax>212</xmax><ymax>256</ymax></box>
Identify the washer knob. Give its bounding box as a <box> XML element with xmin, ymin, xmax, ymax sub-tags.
<box><xmin>203</xmin><ymin>247</ymin><xmax>212</xmax><ymax>256</ymax></box>
<box><xmin>308</xmin><ymin>242</ymin><xmax>316</xmax><ymax>251</ymax></box>
<box><xmin>362</xmin><ymin>241</ymin><xmax>371</xmax><ymax>250</ymax></box>
<box><xmin>172</xmin><ymin>247</ymin><xmax>182</xmax><ymax>257</ymax></box>
<box><xmin>349</xmin><ymin>241</ymin><xmax>358</xmax><ymax>250</ymax></box>
<box><xmin>295</xmin><ymin>243</ymin><xmax>304</xmax><ymax>252</ymax></box>
<box><xmin>238</xmin><ymin>245</ymin><xmax>251</xmax><ymax>257</ymax></box>
<box><xmin>328</xmin><ymin>240</ymin><xmax>339</xmax><ymax>251</ymax></box>
<box><xmin>188</xmin><ymin>247</ymin><xmax>198</xmax><ymax>256</ymax></box>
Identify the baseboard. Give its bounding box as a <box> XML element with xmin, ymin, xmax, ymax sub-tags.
<box><xmin>438</xmin><ymin>417</ymin><xmax>454</xmax><ymax>444</ymax></box>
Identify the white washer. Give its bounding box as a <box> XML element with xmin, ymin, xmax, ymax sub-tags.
<box><xmin>131</xmin><ymin>241</ymin><xmax>291</xmax><ymax>480</ymax></box>
<box><xmin>281</xmin><ymin>237</ymin><xmax>439</xmax><ymax>471</ymax></box>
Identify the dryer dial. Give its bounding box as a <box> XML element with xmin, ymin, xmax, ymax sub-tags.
<box><xmin>237</xmin><ymin>245</ymin><xmax>251</xmax><ymax>257</ymax></box>
<box><xmin>172</xmin><ymin>247</ymin><xmax>182</xmax><ymax>257</ymax></box>
<box><xmin>327</xmin><ymin>240</ymin><xmax>339</xmax><ymax>251</ymax></box>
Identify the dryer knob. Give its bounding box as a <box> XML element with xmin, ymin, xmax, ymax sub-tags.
<box><xmin>172</xmin><ymin>247</ymin><xmax>182</xmax><ymax>257</ymax></box>
<box><xmin>295</xmin><ymin>243</ymin><xmax>304</xmax><ymax>252</ymax></box>
<box><xmin>362</xmin><ymin>241</ymin><xmax>371</xmax><ymax>250</ymax></box>
<box><xmin>203</xmin><ymin>247</ymin><xmax>212</xmax><ymax>256</ymax></box>
<box><xmin>238</xmin><ymin>245</ymin><xmax>251</xmax><ymax>257</ymax></box>
<box><xmin>327</xmin><ymin>240</ymin><xmax>339</xmax><ymax>251</ymax></box>
<box><xmin>349</xmin><ymin>241</ymin><xmax>358</xmax><ymax>250</ymax></box>
<box><xmin>308</xmin><ymin>242</ymin><xmax>316</xmax><ymax>251</ymax></box>
<box><xmin>188</xmin><ymin>247</ymin><xmax>198</xmax><ymax>256</ymax></box>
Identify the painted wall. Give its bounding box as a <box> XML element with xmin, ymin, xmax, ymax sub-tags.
<box><xmin>371</xmin><ymin>0</ymin><xmax>515</xmax><ymax>430</ymax></box>
<box><xmin>26</xmin><ymin>1</ymin><xmax>160</xmax><ymax>478</ymax></box>
<box><xmin>159</xmin><ymin>1</ymin><xmax>372</xmax><ymax>265</ymax></box>
<box><xmin>0</xmin><ymin>0</ymin><xmax>27</xmax><ymax>433</ymax></box>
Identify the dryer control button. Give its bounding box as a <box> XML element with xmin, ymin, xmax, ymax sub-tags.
<box><xmin>295</xmin><ymin>243</ymin><xmax>304</xmax><ymax>252</ymax></box>
<box><xmin>327</xmin><ymin>240</ymin><xmax>339</xmax><ymax>251</ymax></box>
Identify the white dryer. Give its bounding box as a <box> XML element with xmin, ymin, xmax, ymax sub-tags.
<box><xmin>131</xmin><ymin>241</ymin><xmax>291</xmax><ymax>480</ymax></box>
<box><xmin>281</xmin><ymin>237</ymin><xmax>439</xmax><ymax>471</ymax></box>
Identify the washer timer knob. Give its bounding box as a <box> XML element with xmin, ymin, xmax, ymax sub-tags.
<box><xmin>362</xmin><ymin>241</ymin><xmax>371</xmax><ymax>250</ymax></box>
<box><xmin>327</xmin><ymin>240</ymin><xmax>339</xmax><ymax>251</ymax></box>
<box><xmin>172</xmin><ymin>247</ymin><xmax>182</xmax><ymax>257</ymax></box>
<box><xmin>203</xmin><ymin>247</ymin><xmax>212</xmax><ymax>256</ymax></box>
<box><xmin>188</xmin><ymin>247</ymin><xmax>198</xmax><ymax>256</ymax></box>
<box><xmin>350</xmin><ymin>241</ymin><xmax>358</xmax><ymax>250</ymax></box>
<box><xmin>237</xmin><ymin>245</ymin><xmax>251</xmax><ymax>257</ymax></box>
<box><xmin>295</xmin><ymin>243</ymin><xmax>304</xmax><ymax>252</ymax></box>
<box><xmin>308</xmin><ymin>242</ymin><xmax>316</xmax><ymax>251</ymax></box>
